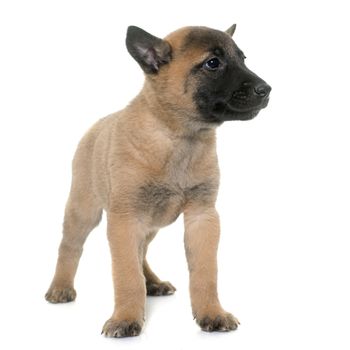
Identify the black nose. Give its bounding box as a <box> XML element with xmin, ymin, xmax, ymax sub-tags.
<box><xmin>254</xmin><ymin>83</ymin><xmax>271</xmax><ymax>98</ymax></box>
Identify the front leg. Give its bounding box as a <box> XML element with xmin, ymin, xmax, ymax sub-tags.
<box><xmin>184</xmin><ymin>206</ymin><xmax>239</xmax><ymax>332</ymax></box>
<box><xmin>102</xmin><ymin>212</ymin><xmax>146</xmax><ymax>338</ymax></box>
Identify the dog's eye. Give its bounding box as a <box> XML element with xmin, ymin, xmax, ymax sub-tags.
<box><xmin>204</xmin><ymin>57</ymin><xmax>221</xmax><ymax>71</ymax></box>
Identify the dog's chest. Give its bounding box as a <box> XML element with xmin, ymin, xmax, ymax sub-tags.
<box><xmin>166</xmin><ymin>138</ymin><xmax>196</xmax><ymax>187</ymax></box>
<box><xmin>136</xmin><ymin>138</ymin><xmax>214</xmax><ymax>227</ymax></box>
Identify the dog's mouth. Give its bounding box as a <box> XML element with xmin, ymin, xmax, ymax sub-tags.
<box><xmin>209</xmin><ymin>98</ymin><xmax>269</xmax><ymax>122</ymax></box>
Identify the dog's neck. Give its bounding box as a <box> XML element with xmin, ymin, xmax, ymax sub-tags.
<box><xmin>137</xmin><ymin>81</ymin><xmax>217</xmax><ymax>138</ymax></box>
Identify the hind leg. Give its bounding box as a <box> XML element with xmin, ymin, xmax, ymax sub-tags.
<box><xmin>144</xmin><ymin>260</ymin><xmax>176</xmax><ymax>296</ymax></box>
<box><xmin>45</xmin><ymin>192</ymin><xmax>102</xmax><ymax>303</ymax></box>
<box><xmin>142</xmin><ymin>231</ymin><xmax>176</xmax><ymax>296</ymax></box>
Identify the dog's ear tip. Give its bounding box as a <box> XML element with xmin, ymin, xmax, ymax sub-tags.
<box><xmin>226</xmin><ymin>23</ymin><xmax>237</xmax><ymax>36</ymax></box>
<box><xmin>127</xmin><ymin>25</ymin><xmax>140</xmax><ymax>31</ymax></box>
<box><xmin>126</xmin><ymin>25</ymin><xmax>141</xmax><ymax>37</ymax></box>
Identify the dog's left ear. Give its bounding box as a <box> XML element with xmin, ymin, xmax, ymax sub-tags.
<box><xmin>226</xmin><ymin>24</ymin><xmax>237</xmax><ymax>36</ymax></box>
<box><xmin>126</xmin><ymin>26</ymin><xmax>172</xmax><ymax>74</ymax></box>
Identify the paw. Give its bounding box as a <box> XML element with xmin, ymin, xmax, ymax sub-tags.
<box><xmin>146</xmin><ymin>281</ymin><xmax>176</xmax><ymax>296</ymax></box>
<box><xmin>45</xmin><ymin>286</ymin><xmax>76</xmax><ymax>303</ymax></box>
<box><xmin>197</xmin><ymin>312</ymin><xmax>240</xmax><ymax>332</ymax></box>
<box><xmin>102</xmin><ymin>318</ymin><xmax>143</xmax><ymax>338</ymax></box>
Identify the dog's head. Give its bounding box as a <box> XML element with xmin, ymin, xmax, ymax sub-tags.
<box><xmin>126</xmin><ymin>25</ymin><xmax>271</xmax><ymax>125</ymax></box>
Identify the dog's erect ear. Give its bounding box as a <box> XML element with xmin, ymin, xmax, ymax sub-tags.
<box><xmin>226</xmin><ymin>24</ymin><xmax>237</xmax><ymax>36</ymax></box>
<box><xmin>126</xmin><ymin>26</ymin><xmax>172</xmax><ymax>74</ymax></box>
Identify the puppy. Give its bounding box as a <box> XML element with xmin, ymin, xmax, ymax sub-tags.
<box><xmin>45</xmin><ymin>24</ymin><xmax>271</xmax><ymax>337</ymax></box>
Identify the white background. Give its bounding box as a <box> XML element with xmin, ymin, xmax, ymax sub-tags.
<box><xmin>1</xmin><ymin>0</ymin><xmax>349</xmax><ymax>349</ymax></box>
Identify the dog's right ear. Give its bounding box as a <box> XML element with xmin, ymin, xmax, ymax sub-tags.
<box><xmin>126</xmin><ymin>26</ymin><xmax>172</xmax><ymax>74</ymax></box>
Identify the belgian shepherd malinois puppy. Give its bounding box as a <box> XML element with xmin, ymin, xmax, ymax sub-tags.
<box><xmin>45</xmin><ymin>24</ymin><xmax>271</xmax><ymax>337</ymax></box>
